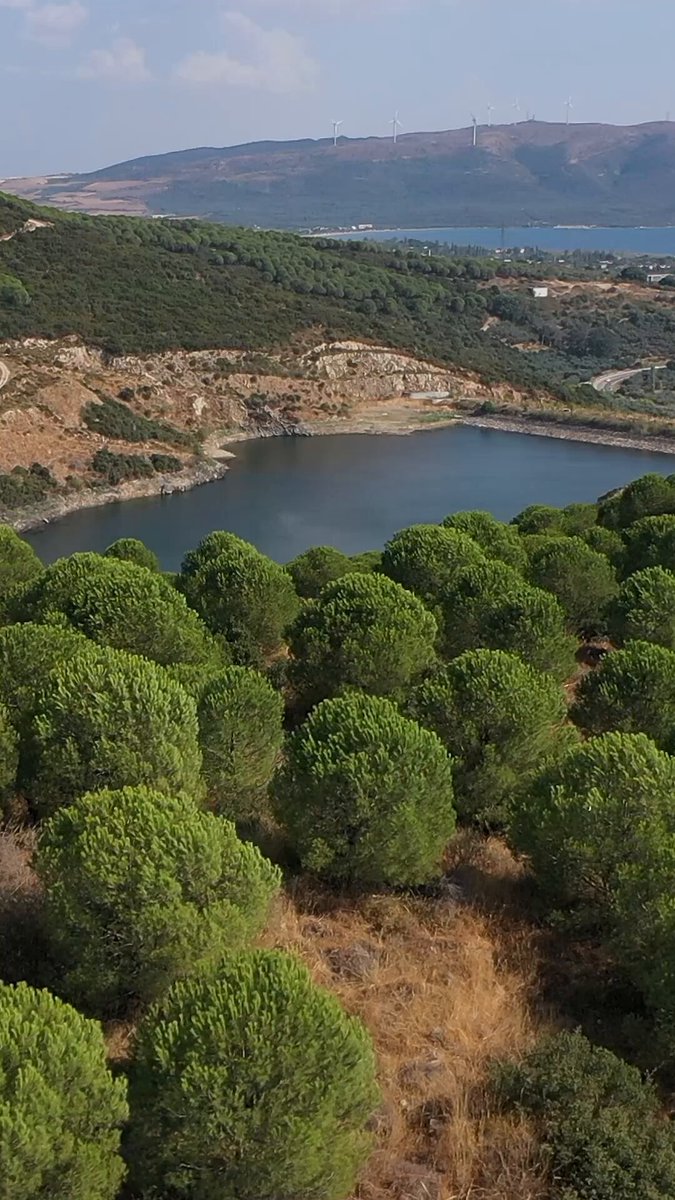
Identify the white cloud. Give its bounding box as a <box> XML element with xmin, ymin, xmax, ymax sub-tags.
<box><xmin>26</xmin><ymin>1</ymin><xmax>87</xmax><ymax>43</ymax></box>
<box><xmin>176</xmin><ymin>10</ymin><xmax>318</xmax><ymax>93</ymax></box>
<box><xmin>78</xmin><ymin>36</ymin><xmax>151</xmax><ymax>83</ymax></box>
<box><xmin>0</xmin><ymin>0</ymin><xmax>32</xmax><ymax>9</ymax></box>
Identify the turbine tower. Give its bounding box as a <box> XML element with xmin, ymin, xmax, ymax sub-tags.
<box><xmin>565</xmin><ymin>96</ymin><xmax>573</xmax><ymax>125</ymax></box>
<box><xmin>391</xmin><ymin>111</ymin><xmax>402</xmax><ymax>144</ymax></box>
<box><xmin>513</xmin><ymin>98</ymin><xmax>521</xmax><ymax>123</ymax></box>
<box><xmin>332</xmin><ymin>119</ymin><xmax>343</xmax><ymax>147</ymax></box>
<box><xmin>487</xmin><ymin>104</ymin><xmax>495</xmax><ymax>127</ymax></box>
<box><xmin>471</xmin><ymin>114</ymin><xmax>478</xmax><ymax>148</ymax></box>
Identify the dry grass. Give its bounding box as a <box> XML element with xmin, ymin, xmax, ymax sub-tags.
<box><xmin>262</xmin><ymin>835</ymin><xmax>556</xmax><ymax>1200</ymax></box>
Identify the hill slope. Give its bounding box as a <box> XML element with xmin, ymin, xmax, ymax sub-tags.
<box><xmin>5</xmin><ymin>121</ymin><xmax>675</xmax><ymax>228</ymax></box>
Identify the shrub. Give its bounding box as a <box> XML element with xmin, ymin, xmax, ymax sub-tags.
<box><xmin>0</xmin><ymin>622</ymin><xmax>90</xmax><ymax>736</ymax></box>
<box><xmin>621</xmin><ymin>514</ymin><xmax>675</xmax><ymax>577</ymax></box>
<box><xmin>527</xmin><ymin>536</ymin><xmax>618</xmax><ymax>633</ymax></box>
<box><xmin>442</xmin><ymin>510</ymin><xmax>527</xmax><ymax>571</ymax></box>
<box><xmin>179</xmin><ymin>532</ymin><xmax>299</xmax><ymax>665</ymax></box>
<box><xmin>15</xmin><ymin>552</ymin><xmax>222</xmax><ymax>667</ymax></box>
<box><xmin>0</xmin><ymin>702</ymin><xmax>18</xmax><ymax>799</ymax></box>
<box><xmin>511</xmin><ymin>503</ymin><xmax>564</xmax><ymax>535</ymax></box>
<box><xmin>82</xmin><ymin>395</ymin><xmax>193</xmax><ymax>448</ymax></box>
<box><xmin>349</xmin><ymin>549</ymin><xmax>381</xmax><ymax>573</ymax></box>
<box><xmin>103</xmin><ymin>536</ymin><xmax>160</xmax><ymax>572</ymax></box>
<box><xmin>287</xmin><ymin>545</ymin><xmax>355</xmax><ymax>599</ymax></box>
<box><xmin>127</xmin><ymin>951</ymin><xmax>379</xmax><ymax>1200</ymax></box>
<box><xmin>288</xmin><ymin>572</ymin><xmax>438</xmax><ymax>710</ymax></box>
<box><xmin>24</xmin><ymin>645</ymin><xmax>202</xmax><ymax>817</ymax></box>
<box><xmin>560</xmin><ymin>501</ymin><xmax>599</xmax><ymax>536</ymax></box>
<box><xmin>198</xmin><ymin>667</ymin><xmax>284</xmax><ymax>822</ymax></box>
<box><xmin>598</xmin><ymin>473</ymin><xmax>675</xmax><ymax>530</ymax></box>
<box><xmin>274</xmin><ymin>693</ymin><xmax>455</xmax><ymax>885</ymax></box>
<box><xmin>380</xmin><ymin>524</ymin><xmax>484</xmax><ymax>602</ymax></box>
<box><xmin>0</xmin><ymin>981</ymin><xmax>128</xmax><ymax>1200</ymax></box>
<box><xmin>439</xmin><ymin>561</ymin><xmax>576</xmax><ymax>679</ymax></box>
<box><xmin>509</xmin><ymin>731</ymin><xmax>675</xmax><ymax>914</ymax></box>
<box><xmin>92</xmin><ymin>448</ymin><xmax>154</xmax><ymax>484</ymax></box>
<box><xmin>572</xmin><ymin>641</ymin><xmax>675</xmax><ymax>748</ymax></box>
<box><xmin>582</xmin><ymin>524</ymin><xmax>624</xmax><ymax>567</ymax></box>
<box><xmin>37</xmin><ymin>787</ymin><xmax>281</xmax><ymax>1012</ymax></box>
<box><xmin>493</xmin><ymin>1031</ymin><xmax>675</xmax><ymax>1200</ymax></box>
<box><xmin>408</xmin><ymin>649</ymin><xmax>576</xmax><ymax>825</ymax></box>
<box><xmin>606</xmin><ymin>566</ymin><xmax>675</xmax><ymax>649</ymax></box>
<box><xmin>0</xmin><ymin>525</ymin><xmax>42</xmax><ymax>604</ymax></box>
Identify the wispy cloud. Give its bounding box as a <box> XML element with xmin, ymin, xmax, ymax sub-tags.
<box><xmin>25</xmin><ymin>1</ymin><xmax>87</xmax><ymax>43</ymax></box>
<box><xmin>176</xmin><ymin>10</ymin><xmax>318</xmax><ymax>93</ymax></box>
<box><xmin>78</xmin><ymin>36</ymin><xmax>151</xmax><ymax>83</ymax></box>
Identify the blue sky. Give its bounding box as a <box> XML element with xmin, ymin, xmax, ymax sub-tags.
<box><xmin>1</xmin><ymin>0</ymin><xmax>674</xmax><ymax>175</ymax></box>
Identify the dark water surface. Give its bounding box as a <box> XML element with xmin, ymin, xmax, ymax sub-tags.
<box><xmin>26</xmin><ymin>427</ymin><xmax>675</xmax><ymax>570</ymax></box>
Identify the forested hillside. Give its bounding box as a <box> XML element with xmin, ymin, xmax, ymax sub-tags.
<box><xmin>2</xmin><ymin>191</ymin><xmax>675</xmax><ymax>399</ymax></box>
<box><xmin>4</xmin><ymin>472</ymin><xmax>675</xmax><ymax>1197</ymax></box>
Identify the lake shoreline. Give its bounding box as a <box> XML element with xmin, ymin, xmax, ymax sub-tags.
<box><xmin>9</xmin><ymin>409</ymin><xmax>675</xmax><ymax>534</ymax></box>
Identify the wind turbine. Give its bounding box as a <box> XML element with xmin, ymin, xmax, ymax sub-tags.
<box><xmin>513</xmin><ymin>98</ymin><xmax>521</xmax><ymax>123</ymax></box>
<box><xmin>471</xmin><ymin>114</ymin><xmax>478</xmax><ymax>147</ymax></box>
<box><xmin>487</xmin><ymin>104</ymin><xmax>495</xmax><ymax>127</ymax></box>
<box><xmin>565</xmin><ymin>96</ymin><xmax>573</xmax><ymax>125</ymax></box>
<box><xmin>391</xmin><ymin>111</ymin><xmax>402</xmax><ymax>144</ymax></box>
<box><xmin>332</xmin><ymin>119</ymin><xmax>343</xmax><ymax>147</ymax></box>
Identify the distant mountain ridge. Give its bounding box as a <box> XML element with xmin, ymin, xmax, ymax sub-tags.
<box><xmin>5</xmin><ymin>121</ymin><xmax>675</xmax><ymax>229</ymax></box>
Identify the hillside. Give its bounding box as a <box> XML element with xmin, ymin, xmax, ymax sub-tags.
<box><xmin>2</xmin><ymin>191</ymin><xmax>675</xmax><ymax>524</ymax></box>
<box><xmin>6</xmin><ymin>120</ymin><xmax>675</xmax><ymax>228</ymax></box>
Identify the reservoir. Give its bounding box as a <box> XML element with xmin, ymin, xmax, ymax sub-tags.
<box><xmin>26</xmin><ymin>426</ymin><xmax>674</xmax><ymax>570</ymax></box>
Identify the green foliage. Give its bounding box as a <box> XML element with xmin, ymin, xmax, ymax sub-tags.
<box><xmin>198</xmin><ymin>667</ymin><xmax>284</xmax><ymax>822</ymax></box>
<box><xmin>349</xmin><ymin>549</ymin><xmax>382</xmax><ymax>573</ymax></box>
<box><xmin>24</xmin><ymin>644</ymin><xmax>202</xmax><ymax>817</ymax></box>
<box><xmin>288</xmin><ymin>572</ymin><xmax>437</xmax><ymax>710</ymax></box>
<box><xmin>83</xmin><ymin>395</ymin><xmax>194</xmax><ymax>449</ymax></box>
<box><xmin>0</xmin><ymin>622</ymin><xmax>89</xmax><ymax>737</ymax></box>
<box><xmin>37</xmin><ymin>786</ymin><xmax>281</xmax><ymax>1013</ymax></box>
<box><xmin>274</xmin><ymin>693</ymin><xmax>456</xmax><ymax>885</ymax></box>
<box><xmin>511</xmin><ymin>504</ymin><xmax>564</xmax><ymax>535</ymax></box>
<box><xmin>527</xmin><ymin>535</ymin><xmax>618</xmax><ymax>632</ymax></box>
<box><xmin>127</xmin><ymin>950</ymin><xmax>379</xmax><ymax>1200</ymax></box>
<box><xmin>509</xmin><ymin>731</ymin><xmax>675</xmax><ymax>914</ymax></box>
<box><xmin>572</xmin><ymin>641</ymin><xmax>675</xmax><ymax>748</ymax></box>
<box><xmin>0</xmin><ymin>702</ymin><xmax>18</xmax><ymax>798</ymax></box>
<box><xmin>0</xmin><ymin>980</ymin><xmax>128</xmax><ymax>1200</ymax></box>
<box><xmin>92</xmin><ymin>448</ymin><xmax>165</xmax><ymax>485</ymax></box>
<box><xmin>287</xmin><ymin>545</ymin><xmax>355</xmax><ymax>599</ymax></box>
<box><xmin>439</xmin><ymin>561</ymin><xmax>577</xmax><ymax>679</ymax></box>
<box><xmin>606</xmin><ymin>566</ymin><xmax>675</xmax><ymax>648</ymax></box>
<box><xmin>560</xmin><ymin>501</ymin><xmax>599</xmax><ymax>536</ymax></box>
<box><xmin>103</xmin><ymin>537</ymin><xmax>160</xmax><ymax>572</ymax></box>
<box><xmin>380</xmin><ymin>524</ymin><xmax>485</xmax><ymax>603</ymax></box>
<box><xmin>0</xmin><ymin>525</ymin><xmax>42</xmax><ymax>604</ymax></box>
<box><xmin>408</xmin><ymin>649</ymin><xmax>576</xmax><ymax>826</ymax></box>
<box><xmin>621</xmin><ymin>514</ymin><xmax>675</xmax><ymax>577</ymax></box>
<box><xmin>179</xmin><ymin>531</ymin><xmax>299</xmax><ymax>665</ymax></box>
<box><xmin>442</xmin><ymin>510</ymin><xmax>527</xmax><ymax>571</ymax></box>
<box><xmin>15</xmin><ymin>552</ymin><xmax>222</xmax><ymax>667</ymax></box>
<box><xmin>493</xmin><ymin>1031</ymin><xmax>675</xmax><ymax>1200</ymax></box>
<box><xmin>0</xmin><ymin>463</ymin><xmax>57</xmax><ymax>513</ymax></box>
<box><xmin>0</xmin><ymin>272</ymin><xmax>30</xmax><ymax>308</ymax></box>
<box><xmin>582</xmin><ymin>524</ymin><xmax>624</xmax><ymax>566</ymax></box>
<box><xmin>599</xmin><ymin>473</ymin><xmax>675</xmax><ymax>530</ymax></box>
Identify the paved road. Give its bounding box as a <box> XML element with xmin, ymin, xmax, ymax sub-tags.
<box><xmin>591</xmin><ymin>362</ymin><xmax>668</xmax><ymax>393</ymax></box>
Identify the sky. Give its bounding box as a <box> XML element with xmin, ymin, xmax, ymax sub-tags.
<box><xmin>1</xmin><ymin>0</ymin><xmax>675</xmax><ymax>177</ymax></box>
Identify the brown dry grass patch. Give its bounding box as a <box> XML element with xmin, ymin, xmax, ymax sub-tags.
<box><xmin>263</xmin><ymin>836</ymin><xmax>555</xmax><ymax>1200</ymax></box>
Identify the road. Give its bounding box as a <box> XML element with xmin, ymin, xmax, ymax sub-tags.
<box><xmin>0</xmin><ymin>360</ymin><xmax>9</xmax><ymax>392</ymax></box>
<box><xmin>591</xmin><ymin>362</ymin><xmax>668</xmax><ymax>393</ymax></box>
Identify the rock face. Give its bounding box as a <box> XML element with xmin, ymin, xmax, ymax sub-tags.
<box><xmin>0</xmin><ymin>335</ymin><xmax>532</xmax><ymax>482</ymax></box>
